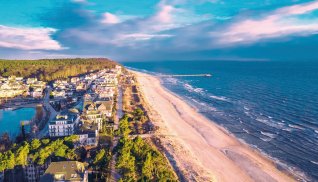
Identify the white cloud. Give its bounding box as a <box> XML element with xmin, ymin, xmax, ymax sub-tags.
<box><xmin>101</xmin><ymin>12</ymin><xmax>120</xmax><ymax>24</ymax></box>
<box><xmin>216</xmin><ymin>1</ymin><xmax>318</xmax><ymax>44</ymax></box>
<box><xmin>0</xmin><ymin>25</ymin><xmax>64</xmax><ymax>50</ymax></box>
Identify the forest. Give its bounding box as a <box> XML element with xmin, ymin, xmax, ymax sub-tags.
<box><xmin>0</xmin><ymin>58</ymin><xmax>118</xmax><ymax>81</ymax></box>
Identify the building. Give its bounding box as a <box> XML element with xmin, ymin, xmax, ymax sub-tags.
<box><xmin>95</xmin><ymin>98</ymin><xmax>113</xmax><ymax>117</ymax></box>
<box><xmin>77</xmin><ymin>129</ymin><xmax>98</xmax><ymax>147</ymax></box>
<box><xmin>82</xmin><ymin>102</ymin><xmax>103</xmax><ymax>130</ymax></box>
<box><xmin>27</xmin><ymin>78</ymin><xmax>38</xmax><ymax>84</ymax></box>
<box><xmin>49</xmin><ymin>113</ymin><xmax>79</xmax><ymax>137</ymax></box>
<box><xmin>40</xmin><ymin>161</ymin><xmax>88</xmax><ymax>182</ymax></box>
<box><xmin>24</xmin><ymin>159</ymin><xmax>51</xmax><ymax>182</ymax></box>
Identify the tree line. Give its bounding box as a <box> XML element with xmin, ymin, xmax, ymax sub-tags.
<box><xmin>0</xmin><ymin>135</ymin><xmax>79</xmax><ymax>172</ymax></box>
<box><xmin>116</xmin><ymin>115</ymin><xmax>178</xmax><ymax>182</ymax></box>
<box><xmin>0</xmin><ymin>58</ymin><xmax>118</xmax><ymax>81</ymax></box>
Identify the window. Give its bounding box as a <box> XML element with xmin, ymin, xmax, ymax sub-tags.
<box><xmin>71</xmin><ymin>174</ymin><xmax>77</xmax><ymax>178</ymax></box>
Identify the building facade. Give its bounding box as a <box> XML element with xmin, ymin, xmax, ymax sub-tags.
<box><xmin>49</xmin><ymin>113</ymin><xmax>79</xmax><ymax>137</ymax></box>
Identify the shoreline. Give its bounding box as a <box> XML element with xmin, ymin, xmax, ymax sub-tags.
<box><xmin>132</xmin><ymin>70</ymin><xmax>295</xmax><ymax>182</ymax></box>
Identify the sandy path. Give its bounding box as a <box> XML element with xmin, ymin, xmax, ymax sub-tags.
<box><xmin>133</xmin><ymin>71</ymin><xmax>295</xmax><ymax>182</ymax></box>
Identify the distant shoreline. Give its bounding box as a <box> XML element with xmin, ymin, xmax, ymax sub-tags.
<box><xmin>132</xmin><ymin>70</ymin><xmax>296</xmax><ymax>182</ymax></box>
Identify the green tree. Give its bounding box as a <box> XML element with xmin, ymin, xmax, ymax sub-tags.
<box><xmin>141</xmin><ymin>153</ymin><xmax>153</xmax><ymax>180</ymax></box>
<box><xmin>93</xmin><ymin>149</ymin><xmax>106</xmax><ymax>165</ymax></box>
<box><xmin>31</xmin><ymin>139</ymin><xmax>41</xmax><ymax>150</ymax></box>
<box><xmin>133</xmin><ymin>108</ymin><xmax>144</xmax><ymax>122</ymax></box>
<box><xmin>116</xmin><ymin>151</ymin><xmax>136</xmax><ymax>181</ymax></box>
<box><xmin>0</xmin><ymin>151</ymin><xmax>15</xmax><ymax>171</ymax></box>
<box><xmin>54</xmin><ymin>144</ymin><xmax>68</xmax><ymax>158</ymax></box>
<box><xmin>15</xmin><ymin>142</ymin><xmax>30</xmax><ymax>166</ymax></box>
<box><xmin>118</xmin><ymin>115</ymin><xmax>131</xmax><ymax>137</ymax></box>
<box><xmin>132</xmin><ymin>136</ymin><xmax>145</xmax><ymax>158</ymax></box>
<box><xmin>65</xmin><ymin>149</ymin><xmax>77</xmax><ymax>160</ymax></box>
<box><xmin>41</xmin><ymin>139</ymin><xmax>50</xmax><ymax>145</ymax></box>
<box><xmin>6</xmin><ymin>151</ymin><xmax>15</xmax><ymax>169</ymax></box>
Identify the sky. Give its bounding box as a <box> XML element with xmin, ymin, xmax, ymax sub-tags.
<box><xmin>1</xmin><ymin>0</ymin><xmax>318</xmax><ymax>61</ymax></box>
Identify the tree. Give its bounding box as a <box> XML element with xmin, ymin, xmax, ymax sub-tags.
<box><xmin>141</xmin><ymin>153</ymin><xmax>153</xmax><ymax>180</ymax></box>
<box><xmin>132</xmin><ymin>136</ymin><xmax>145</xmax><ymax>159</ymax></box>
<box><xmin>65</xmin><ymin>149</ymin><xmax>77</xmax><ymax>160</ymax></box>
<box><xmin>54</xmin><ymin>144</ymin><xmax>68</xmax><ymax>158</ymax></box>
<box><xmin>64</xmin><ymin>135</ymin><xmax>79</xmax><ymax>148</ymax></box>
<box><xmin>118</xmin><ymin>115</ymin><xmax>131</xmax><ymax>137</ymax></box>
<box><xmin>133</xmin><ymin>108</ymin><xmax>144</xmax><ymax>121</ymax></box>
<box><xmin>31</xmin><ymin>139</ymin><xmax>41</xmax><ymax>150</ymax></box>
<box><xmin>41</xmin><ymin>139</ymin><xmax>50</xmax><ymax>145</ymax></box>
<box><xmin>15</xmin><ymin>142</ymin><xmax>30</xmax><ymax>166</ymax></box>
<box><xmin>116</xmin><ymin>151</ymin><xmax>136</xmax><ymax>181</ymax></box>
<box><xmin>21</xmin><ymin>123</ymin><xmax>26</xmax><ymax>140</ymax></box>
<box><xmin>93</xmin><ymin>149</ymin><xmax>106</xmax><ymax>165</ymax></box>
<box><xmin>0</xmin><ymin>151</ymin><xmax>15</xmax><ymax>171</ymax></box>
<box><xmin>6</xmin><ymin>151</ymin><xmax>15</xmax><ymax>169</ymax></box>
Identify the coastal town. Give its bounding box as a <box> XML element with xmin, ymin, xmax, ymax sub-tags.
<box><xmin>0</xmin><ymin>59</ymin><xmax>298</xmax><ymax>182</ymax></box>
<box><xmin>0</xmin><ymin>61</ymin><xmax>176</xmax><ymax>182</ymax></box>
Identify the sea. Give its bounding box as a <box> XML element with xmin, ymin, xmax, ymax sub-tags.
<box><xmin>123</xmin><ymin>60</ymin><xmax>318</xmax><ymax>181</ymax></box>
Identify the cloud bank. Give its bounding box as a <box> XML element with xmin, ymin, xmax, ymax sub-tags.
<box><xmin>0</xmin><ymin>25</ymin><xmax>64</xmax><ymax>50</ymax></box>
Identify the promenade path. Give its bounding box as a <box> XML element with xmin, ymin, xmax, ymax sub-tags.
<box><xmin>109</xmin><ymin>85</ymin><xmax>123</xmax><ymax>181</ymax></box>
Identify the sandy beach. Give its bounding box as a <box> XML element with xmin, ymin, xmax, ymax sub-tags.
<box><xmin>133</xmin><ymin>70</ymin><xmax>295</xmax><ymax>182</ymax></box>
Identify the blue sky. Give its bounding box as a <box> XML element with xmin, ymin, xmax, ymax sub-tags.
<box><xmin>1</xmin><ymin>0</ymin><xmax>318</xmax><ymax>61</ymax></box>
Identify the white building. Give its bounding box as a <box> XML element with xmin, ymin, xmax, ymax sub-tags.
<box><xmin>49</xmin><ymin>113</ymin><xmax>79</xmax><ymax>137</ymax></box>
<box><xmin>77</xmin><ymin>130</ymin><xmax>98</xmax><ymax>147</ymax></box>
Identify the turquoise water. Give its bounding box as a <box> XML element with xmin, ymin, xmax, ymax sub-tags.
<box><xmin>0</xmin><ymin>107</ymin><xmax>36</xmax><ymax>139</ymax></box>
<box><xmin>124</xmin><ymin>60</ymin><xmax>318</xmax><ymax>181</ymax></box>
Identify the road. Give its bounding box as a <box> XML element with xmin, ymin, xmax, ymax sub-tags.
<box><xmin>37</xmin><ymin>86</ymin><xmax>58</xmax><ymax>138</ymax></box>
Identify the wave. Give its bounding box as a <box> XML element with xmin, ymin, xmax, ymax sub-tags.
<box><xmin>183</xmin><ymin>83</ymin><xmax>205</xmax><ymax>94</ymax></box>
<box><xmin>256</xmin><ymin>117</ymin><xmax>285</xmax><ymax>129</ymax></box>
<box><xmin>165</xmin><ymin>77</ymin><xmax>178</xmax><ymax>84</ymax></box>
<box><xmin>209</xmin><ymin>95</ymin><xmax>230</xmax><ymax>102</ymax></box>
<box><xmin>260</xmin><ymin>137</ymin><xmax>272</xmax><ymax>142</ymax></box>
<box><xmin>194</xmin><ymin>88</ymin><xmax>204</xmax><ymax>93</ymax></box>
<box><xmin>311</xmin><ymin>161</ymin><xmax>318</xmax><ymax>165</ymax></box>
<box><xmin>288</xmin><ymin>124</ymin><xmax>305</xmax><ymax>130</ymax></box>
<box><xmin>189</xmin><ymin>98</ymin><xmax>217</xmax><ymax>111</ymax></box>
<box><xmin>243</xmin><ymin>128</ymin><xmax>249</xmax><ymax>133</ymax></box>
<box><xmin>282</xmin><ymin>128</ymin><xmax>293</xmax><ymax>132</ymax></box>
<box><xmin>260</xmin><ymin>131</ymin><xmax>277</xmax><ymax>138</ymax></box>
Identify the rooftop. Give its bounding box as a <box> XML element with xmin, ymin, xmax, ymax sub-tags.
<box><xmin>41</xmin><ymin>161</ymin><xmax>86</xmax><ymax>182</ymax></box>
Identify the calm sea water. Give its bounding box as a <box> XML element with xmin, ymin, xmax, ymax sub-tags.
<box><xmin>0</xmin><ymin>107</ymin><xmax>35</xmax><ymax>139</ymax></box>
<box><xmin>124</xmin><ymin>61</ymin><xmax>318</xmax><ymax>181</ymax></box>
